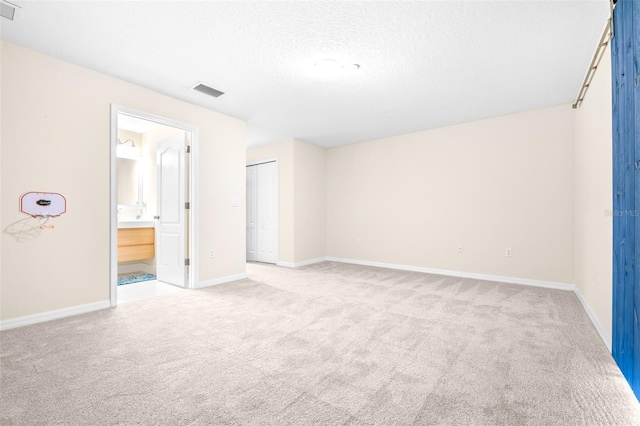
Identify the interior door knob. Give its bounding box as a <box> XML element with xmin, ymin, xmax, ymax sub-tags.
<box><xmin>153</xmin><ymin>216</ymin><xmax>160</xmax><ymax>219</ymax></box>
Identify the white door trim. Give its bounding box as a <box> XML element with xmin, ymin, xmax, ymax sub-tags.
<box><xmin>245</xmin><ymin>158</ymin><xmax>278</xmax><ymax>264</ymax></box>
<box><xmin>110</xmin><ymin>105</ymin><xmax>200</xmax><ymax>307</ymax></box>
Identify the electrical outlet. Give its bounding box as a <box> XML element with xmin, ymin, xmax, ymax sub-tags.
<box><xmin>505</xmin><ymin>248</ymin><xmax>512</xmax><ymax>257</ymax></box>
<box><xmin>209</xmin><ymin>249</ymin><xmax>215</xmax><ymax>258</ymax></box>
<box><xmin>458</xmin><ymin>245</ymin><xmax>464</xmax><ymax>253</ymax></box>
<box><xmin>355</xmin><ymin>239</ymin><xmax>361</xmax><ymax>246</ymax></box>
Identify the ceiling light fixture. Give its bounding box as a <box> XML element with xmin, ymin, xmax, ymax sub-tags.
<box><xmin>313</xmin><ymin>59</ymin><xmax>360</xmax><ymax>79</ymax></box>
<box><xmin>118</xmin><ymin>138</ymin><xmax>136</xmax><ymax>148</ymax></box>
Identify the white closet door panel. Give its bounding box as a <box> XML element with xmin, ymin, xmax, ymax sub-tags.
<box><xmin>256</xmin><ymin>161</ymin><xmax>277</xmax><ymax>263</ymax></box>
<box><xmin>246</xmin><ymin>166</ymin><xmax>257</xmax><ymax>261</ymax></box>
<box><xmin>246</xmin><ymin>161</ymin><xmax>277</xmax><ymax>264</ymax></box>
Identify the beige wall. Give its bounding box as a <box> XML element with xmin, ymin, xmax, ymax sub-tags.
<box><xmin>293</xmin><ymin>139</ymin><xmax>326</xmax><ymax>263</ymax></box>
<box><xmin>326</xmin><ymin>104</ymin><xmax>575</xmax><ymax>284</ymax></box>
<box><xmin>247</xmin><ymin>139</ymin><xmax>295</xmax><ymax>263</ymax></box>
<box><xmin>1</xmin><ymin>41</ymin><xmax>246</xmax><ymax>321</ymax></box>
<box><xmin>573</xmin><ymin>46</ymin><xmax>613</xmax><ymax>340</ymax></box>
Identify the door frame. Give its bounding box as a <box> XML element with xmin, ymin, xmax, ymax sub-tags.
<box><xmin>246</xmin><ymin>158</ymin><xmax>279</xmax><ymax>264</ymax></box>
<box><xmin>110</xmin><ymin>104</ymin><xmax>200</xmax><ymax>307</ymax></box>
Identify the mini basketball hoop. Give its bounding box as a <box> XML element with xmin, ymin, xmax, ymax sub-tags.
<box><xmin>20</xmin><ymin>192</ymin><xmax>66</xmax><ymax>218</ymax></box>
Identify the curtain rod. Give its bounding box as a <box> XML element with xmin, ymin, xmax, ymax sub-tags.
<box><xmin>572</xmin><ymin>0</ymin><xmax>615</xmax><ymax>109</ymax></box>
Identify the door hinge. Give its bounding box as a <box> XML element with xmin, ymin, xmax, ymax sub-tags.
<box><xmin>186</xmin><ymin>145</ymin><xmax>191</xmax><ymax>153</ymax></box>
<box><xmin>185</xmin><ymin>258</ymin><xmax>190</xmax><ymax>266</ymax></box>
<box><xmin>185</xmin><ymin>202</ymin><xmax>190</xmax><ymax>209</ymax></box>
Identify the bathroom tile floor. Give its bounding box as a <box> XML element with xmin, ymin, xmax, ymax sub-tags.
<box><xmin>117</xmin><ymin>280</ymin><xmax>184</xmax><ymax>303</ymax></box>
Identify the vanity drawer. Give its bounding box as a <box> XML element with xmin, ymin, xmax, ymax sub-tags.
<box><xmin>118</xmin><ymin>244</ymin><xmax>155</xmax><ymax>262</ymax></box>
<box><xmin>118</xmin><ymin>227</ymin><xmax>155</xmax><ymax>262</ymax></box>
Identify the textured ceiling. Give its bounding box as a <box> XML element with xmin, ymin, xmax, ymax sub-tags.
<box><xmin>1</xmin><ymin>1</ymin><xmax>609</xmax><ymax>148</ymax></box>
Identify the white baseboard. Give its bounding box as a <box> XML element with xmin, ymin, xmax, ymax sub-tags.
<box><xmin>196</xmin><ymin>273</ymin><xmax>248</xmax><ymax>289</ymax></box>
<box><xmin>277</xmin><ymin>257</ymin><xmax>327</xmax><ymax>268</ymax></box>
<box><xmin>0</xmin><ymin>300</ymin><xmax>110</xmax><ymax>331</ymax></box>
<box><xmin>573</xmin><ymin>287</ymin><xmax>612</xmax><ymax>351</ymax></box>
<box><xmin>325</xmin><ymin>257</ymin><xmax>574</xmax><ymax>291</ymax></box>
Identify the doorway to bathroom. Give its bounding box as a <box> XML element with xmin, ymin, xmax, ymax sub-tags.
<box><xmin>109</xmin><ymin>105</ymin><xmax>199</xmax><ymax>306</ymax></box>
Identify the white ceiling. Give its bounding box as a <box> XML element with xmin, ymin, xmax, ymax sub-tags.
<box><xmin>1</xmin><ymin>1</ymin><xmax>609</xmax><ymax>148</ymax></box>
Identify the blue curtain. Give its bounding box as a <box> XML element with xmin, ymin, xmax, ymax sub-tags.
<box><xmin>611</xmin><ymin>0</ymin><xmax>640</xmax><ymax>400</ymax></box>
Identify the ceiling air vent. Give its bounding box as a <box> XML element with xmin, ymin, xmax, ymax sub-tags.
<box><xmin>192</xmin><ymin>83</ymin><xmax>225</xmax><ymax>99</ymax></box>
<box><xmin>1</xmin><ymin>0</ymin><xmax>21</xmax><ymax>21</ymax></box>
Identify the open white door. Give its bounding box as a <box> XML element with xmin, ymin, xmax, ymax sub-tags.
<box><xmin>246</xmin><ymin>161</ymin><xmax>277</xmax><ymax>264</ymax></box>
<box><xmin>156</xmin><ymin>133</ymin><xmax>187</xmax><ymax>287</ymax></box>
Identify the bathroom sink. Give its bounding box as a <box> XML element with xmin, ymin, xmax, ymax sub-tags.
<box><xmin>118</xmin><ymin>221</ymin><xmax>155</xmax><ymax>229</ymax></box>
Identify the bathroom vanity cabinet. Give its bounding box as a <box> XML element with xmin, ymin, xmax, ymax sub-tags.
<box><xmin>117</xmin><ymin>227</ymin><xmax>155</xmax><ymax>262</ymax></box>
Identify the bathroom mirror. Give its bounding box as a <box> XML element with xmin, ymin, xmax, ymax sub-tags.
<box><xmin>117</xmin><ymin>157</ymin><xmax>143</xmax><ymax>209</ymax></box>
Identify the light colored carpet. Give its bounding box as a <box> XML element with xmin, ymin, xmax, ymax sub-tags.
<box><xmin>1</xmin><ymin>261</ymin><xmax>639</xmax><ymax>425</ymax></box>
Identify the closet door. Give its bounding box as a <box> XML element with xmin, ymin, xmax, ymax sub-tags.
<box><xmin>246</xmin><ymin>161</ymin><xmax>277</xmax><ymax>264</ymax></box>
<box><xmin>256</xmin><ymin>161</ymin><xmax>277</xmax><ymax>263</ymax></box>
<box><xmin>246</xmin><ymin>165</ymin><xmax>257</xmax><ymax>261</ymax></box>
